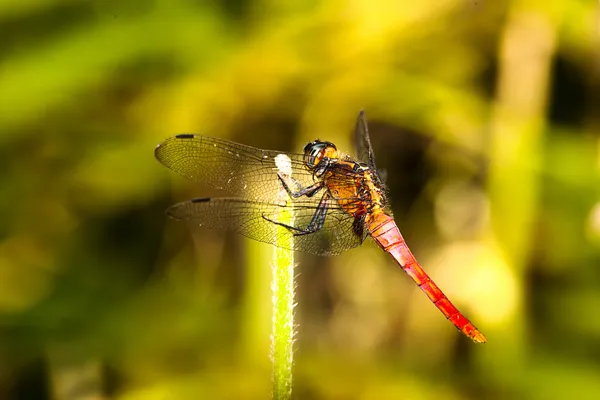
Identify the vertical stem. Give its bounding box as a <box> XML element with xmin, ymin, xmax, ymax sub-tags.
<box><xmin>271</xmin><ymin>155</ymin><xmax>295</xmax><ymax>400</ymax></box>
<box><xmin>271</xmin><ymin>238</ymin><xmax>295</xmax><ymax>399</ymax></box>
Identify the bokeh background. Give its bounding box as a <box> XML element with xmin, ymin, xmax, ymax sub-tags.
<box><xmin>1</xmin><ymin>0</ymin><xmax>599</xmax><ymax>399</ymax></box>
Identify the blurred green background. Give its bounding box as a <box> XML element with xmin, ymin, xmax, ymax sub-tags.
<box><xmin>1</xmin><ymin>0</ymin><xmax>599</xmax><ymax>399</ymax></box>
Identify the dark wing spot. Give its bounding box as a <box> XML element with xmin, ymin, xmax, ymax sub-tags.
<box><xmin>191</xmin><ymin>198</ymin><xmax>211</xmax><ymax>203</ymax></box>
<box><xmin>352</xmin><ymin>215</ymin><xmax>366</xmax><ymax>241</ymax></box>
<box><xmin>175</xmin><ymin>134</ymin><xmax>195</xmax><ymax>139</ymax></box>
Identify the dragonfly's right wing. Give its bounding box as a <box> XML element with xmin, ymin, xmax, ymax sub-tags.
<box><xmin>155</xmin><ymin>135</ymin><xmax>316</xmax><ymax>201</ymax></box>
<box><xmin>167</xmin><ymin>197</ymin><xmax>366</xmax><ymax>256</ymax></box>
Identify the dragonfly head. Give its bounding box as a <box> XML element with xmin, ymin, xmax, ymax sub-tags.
<box><xmin>303</xmin><ymin>140</ymin><xmax>338</xmax><ymax>170</ymax></box>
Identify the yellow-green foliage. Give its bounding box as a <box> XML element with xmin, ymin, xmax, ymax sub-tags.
<box><xmin>0</xmin><ymin>1</ymin><xmax>599</xmax><ymax>399</ymax></box>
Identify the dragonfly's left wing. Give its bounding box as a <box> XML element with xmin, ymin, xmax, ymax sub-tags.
<box><xmin>155</xmin><ymin>135</ymin><xmax>316</xmax><ymax>201</ymax></box>
<box><xmin>354</xmin><ymin>110</ymin><xmax>387</xmax><ymax>184</ymax></box>
<box><xmin>354</xmin><ymin>110</ymin><xmax>378</xmax><ymax>170</ymax></box>
<box><xmin>167</xmin><ymin>197</ymin><xmax>366</xmax><ymax>256</ymax></box>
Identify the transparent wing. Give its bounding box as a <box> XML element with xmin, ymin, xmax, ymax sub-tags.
<box><xmin>354</xmin><ymin>110</ymin><xmax>388</xmax><ymax>186</ymax></box>
<box><xmin>155</xmin><ymin>134</ymin><xmax>317</xmax><ymax>201</ymax></box>
<box><xmin>354</xmin><ymin>110</ymin><xmax>378</xmax><ymax>171</ymax></box>
<box><xmin>167</xmin><ymin>197</ymin><xmax>367</xmax><ymax>256</ymax></box>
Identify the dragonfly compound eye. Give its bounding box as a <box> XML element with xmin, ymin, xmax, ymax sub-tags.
<box><xmin>303</xmin><ymin>140</ymin><xmax>337</xmax><ymax>169</ymax></box>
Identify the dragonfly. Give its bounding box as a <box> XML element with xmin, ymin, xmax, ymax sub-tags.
<box><xmin>155</xmin><ymin>111</ymin><xmax>486</xmax><ymax>343</ymax></box>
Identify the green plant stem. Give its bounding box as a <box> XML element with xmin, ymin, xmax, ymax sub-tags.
<box><xmin>271</xmin><ymin>239</ymin><xmax>294</xmax><ymax>400</ymax></box>
<box><xmin>271</xmin><ymin>155</ymin><xmax>295</xmax><ymax>400</ymax></box>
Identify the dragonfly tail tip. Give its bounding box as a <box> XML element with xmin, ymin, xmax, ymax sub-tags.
<box><xmin>471</xmin><ymin>331</ymin><xmax>487</xmax><ymax>343</ymax></box>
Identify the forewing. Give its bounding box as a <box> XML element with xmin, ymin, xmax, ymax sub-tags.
<box><xmin>155</xmin><ymin>135</ymin><xmax>315</xmax><ymax>201</ymax></box>
<box><xmin>167</xmin><ymin>197</ymin><xmax>366</xmax><ymax>256</ymax></box>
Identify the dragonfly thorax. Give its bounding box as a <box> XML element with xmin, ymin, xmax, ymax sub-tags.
<box><xmin>359</xmin><ymin>166</ymin><xmax>388</xmax><ymax>212</ymax></box>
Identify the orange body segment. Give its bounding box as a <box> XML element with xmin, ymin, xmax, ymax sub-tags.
<box><xmin>366</xmin><ymin>211</ymin><xmax>486</xmax><ymax>343</ymax></box>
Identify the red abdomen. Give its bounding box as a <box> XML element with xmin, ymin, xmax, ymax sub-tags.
<box><xmin>366</xmin><ymin>211</ymin><xmax>486</xmax><ymax>343</ymax></box>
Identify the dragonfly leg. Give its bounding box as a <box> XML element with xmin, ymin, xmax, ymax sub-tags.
<box><xmin>277</xmin><ymin>173</ymin><xmax>324</xmax><ymax>198</ymax></box>
<box><xmin>293</xmin><ymin>198</ymin><xmax>329</xmax><ymax>236</ymax></box>
<box><xmin>263</xmin><ymin>192</ymin><xmax>330</xmax><ymax>235</ymax></box>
